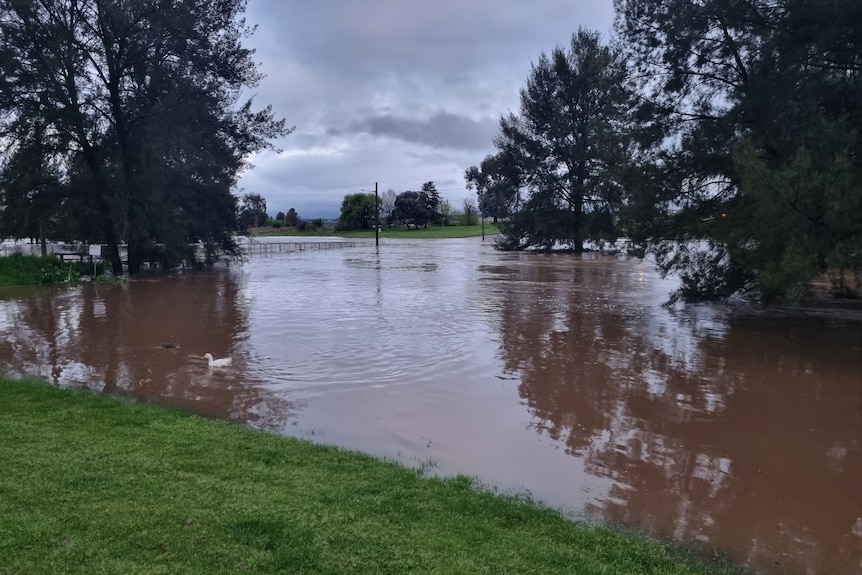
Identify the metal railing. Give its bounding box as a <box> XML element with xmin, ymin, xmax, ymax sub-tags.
<box><xmin>0</xmin><ymin>240</ymin><xmax>371</xmax><ymax>262</ymax></box>
<box><xmin>240</xmin><ymin>241</ymin><xmax>372</xmax><ymax>256</ymax></box>
<box><xmin>0</xmin><ymin>242</ymin><xmax>89</xmax><ymax>258</ymax></box>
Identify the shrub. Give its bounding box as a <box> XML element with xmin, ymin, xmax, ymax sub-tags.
<box><xmin>0</xmin><ymin>254</ymin><xmax>84</xmax><ymax>287</ymax></box>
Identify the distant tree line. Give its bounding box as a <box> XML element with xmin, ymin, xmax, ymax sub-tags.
<box><xmin>0</xmin><ymin>0</ymin><xmax>290</xmax><ymax>273</ymax></box>
<box><xmin>466</xmin><ymin>0</ymin><xmax>862</xmax><ymax>303</ymax></box>
<box><xmin>337</xmin><ymin>181</ymin><xmax>480</xmax><ymax>231</ymax></box>
<box><xmin>239</xmin><ymin>198</ymin><xmax>322</xmax><ymax>231</ymax></box>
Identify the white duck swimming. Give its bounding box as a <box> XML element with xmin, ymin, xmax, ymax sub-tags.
<box><xmin>202</xmin><ymin>353</ymin><xmax>232</xmax><ymax>367</ymax></box>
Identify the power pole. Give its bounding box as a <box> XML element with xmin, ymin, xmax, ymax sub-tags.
<box><xmin>480</xmin><ymin>191</ymin><xmax>485</xmax><ymax>240</ymax></box>
<box><xmin>375</xmin><ymin>181</ymin><xmax>380</xmax><ymax>247</ymax></box>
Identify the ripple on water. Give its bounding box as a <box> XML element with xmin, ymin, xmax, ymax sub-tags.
<box><xmin>0</xmin><ymin>239</ymin><xmax>859</xmax><ymax>575</ymax></box>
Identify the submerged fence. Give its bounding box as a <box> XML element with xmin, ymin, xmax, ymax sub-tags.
<box><xmin>0</xmin><ymin>239</ymin><xmax>371</xmax><ymax>266</ymax></box>
<box><xmin>239</xmin><ymin>240</ymin><xmax>372</xmax><ymax>256</ymax></box>
<box><xmin>0</xmin><ymin>242</ymin><xmax>102</xmax><ymax>260</ymax></box>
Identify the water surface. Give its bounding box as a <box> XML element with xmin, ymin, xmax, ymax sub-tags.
<box><xmin>1</xmin><ymin>237</ymin><xmax>860</xmax><ymax>575</ymax></box>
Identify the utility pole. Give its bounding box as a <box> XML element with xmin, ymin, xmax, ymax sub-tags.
<box><xmin>480</xmin><ymin>191</ymin><xmax>485</xmax><ymax>241</ymax></box>
<box><xmin>375</xmin><ymin>181</ymin><xmax>380</xmax><ymax>247</ymax></box>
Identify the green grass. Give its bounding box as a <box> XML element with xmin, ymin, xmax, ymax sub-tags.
<box><xmin>254</xmin><ymin>224</ymin><xmax>501</xmax><ymax>239</ymax></box>
<box><xmin>0</xmin><ymin>378</ymin><xmax>750</xmax><ymax>575</ymax></box>
<box><xmin>0</xmin><ymin>253</ymin><xmax>88</xmax><ymax>287</ymax></box>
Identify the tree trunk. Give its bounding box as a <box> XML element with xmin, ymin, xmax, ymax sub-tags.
<box><xmin>125</xmin><ymin>214</ymin><xmax>153</xmax><ymax>275</ymax></box>
<box><xmin>39</xmin><ymin>218</ymin><xmax>47</xmax><ymax>257</ymax></box>
<box><xmin>127</xmin><ymin>245</ymin><xmax>143</xmax><ymax>275</ymax></box>
<box><xmin>571</xmin><ymin>201</ymin><xmax>584</xmax><ymax>253</ymax></box>
<box><xmin>103</xmin><ymin>222</ymin><xmax>123</xmax><ymax>274</ymax></box>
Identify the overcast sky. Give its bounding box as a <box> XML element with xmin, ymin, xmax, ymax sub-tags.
<box><xmin>238</xmin><ymin>1</ymin><xmax>617</xmax><ymax>219</ymax></box>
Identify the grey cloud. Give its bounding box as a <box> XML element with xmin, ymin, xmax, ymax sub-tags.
<box><xmin>240</xmin><ymin>135</ymin><xmax>485</xmax><ymax>219</ymax></box>
<box><xmin>238</xmin><ymin>0</ymin><xmax>616</xmax><ymax>216</ymax></box>
<box><xmin>348</xmin><ymin>112</ymin><xmax>497</xmax><ymax>150</ymax></box>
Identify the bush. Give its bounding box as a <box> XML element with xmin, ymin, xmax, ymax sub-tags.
<box><xmin>459</xmin><ymin>213</ymin><xmax>478</xmax><ymax>226</ymax></box>
<box><xmin>0</xmin><ymin>254</ymin><xmax>84</xmax><ymax>287</ymax></box>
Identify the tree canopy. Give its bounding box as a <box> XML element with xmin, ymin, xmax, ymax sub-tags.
<box><xmin>614</xmin><ymin>0</ymin><xmax>862</xmax><ymax>302</ymax></box>
<box><xmin>467</xmin><ymin>3</ymin><xmax>862</xmax><ymax>303</ymax></box>
<box><xmin>239</xmin><ymin>194</ymin><xmax>268</xmax><ymax>229</ymax></box>
<box><xmin>477</xmin><ymin>29</ymin><xmax>635</xmax><ymax>252</ymax></box>
<box><xmin>338</xmin><ymin>193</ymin><xmax>377</xmax><ymax>231</ymax></box>
<box><xmin>285</xmin><ymin>208</ymin><xmax>299</xmax><ymax>227</ymax></box>
<box><xmin>0</xmin><ymin>0</ymin><xmax>290</xmax><ymax>273</ymax></box>
<box><xmin>464</xmin><ymin>151</ymin><xmax>520</xmax><ymax>224</ymax></box>
<box><xmin>380</xmin><ymin>189</ymin><xmax>397</xmax><ymax>226</ymax></box>
<box><xmin>390</xmin><ymin>190</ymin><xmax>433</xmax><ymax>228</ymax></box>
<box><xmin>421</xmin><ymin>181</ymin><xmax>441</xmax><ymax>224</ymax></box>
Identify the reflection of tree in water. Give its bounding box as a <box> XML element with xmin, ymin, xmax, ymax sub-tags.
<box><xmin>0</xmin><ymin>270</ymin><xmax>295</xmax><ymax>431</ymax></box>
<box><xmin>0</xmin><ymin>285</ymin><xmax>98</xmax><ymax>385</ymax></box>
<box><xmin>489</xmin><ymin>256</ymin><xmax>862</xmax><ymax>575</ymax></box>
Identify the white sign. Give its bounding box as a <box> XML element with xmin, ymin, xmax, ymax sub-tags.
<box><xmin>88</xmin><ymin>244</ymin><xmax>101</xmax><ymax>257</ymax></box>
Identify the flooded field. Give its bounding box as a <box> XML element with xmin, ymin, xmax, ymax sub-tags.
<box><xmin>0</xmin><ymin>237</ymin><xmax>859</xmax><ymax>574</ymax></box>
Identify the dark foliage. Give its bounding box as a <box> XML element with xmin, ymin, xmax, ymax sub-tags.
<box><xmin>338</xmin><ymin>193</ymin><xmax>377</xmax><ymax>231</ymax></box>
<box><xmin>488</xmin><ymin>29</ymin><xmax>636</xmax><ymax>252</ymax></box>
<box><xmin>390</xmin><ymin>191</ymin><xmax>433</xmax><ymax>228</ymax></box>
<box><xmin>615</xmin><ymin>0</ymin><xmax>862</xmax><ymax>302</ymax></box>
<box><xmin>0</xmin><ymin>0</ymin><xmax>291</xmax><ymax>273</ymax></box>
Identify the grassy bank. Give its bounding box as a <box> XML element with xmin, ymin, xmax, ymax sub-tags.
<box><xmin>253</xmin><ymin>223</ymin><xmax>500</xmax><ymax>239</ymax></box>
<box><xmin>0</xmin><ymin>378</ymin><xmax>749</xmax><ymax>575</ymax></box>
<box><xmin>0</xmin><ymin>253</ymin><xmax>87</xmax><ymax>287</ymax></box>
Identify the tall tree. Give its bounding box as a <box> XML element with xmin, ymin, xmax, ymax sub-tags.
<box><xmin>390</xmin><ymin>191</ymin><xmax>432</xmax><ymax>228</ymax></box>
<box><xmin>461</xmin><ymin>198</ymin><xmax>479</xmax><ymax>226</ymax></box>
<box><xmin>493</xmin><ymin>29</ymin><xmax>635</xmax><ymax>251</ymax></box>
<box><xmin>0</xmin><ymin>0</ymin><xmax>290</xmax><ymax>273</ymax></box>
<box><xmin>380</xmin><ymin>188</ymin><xmax>397</xmax><ymax>226</ymax></box>
<box><xmin>0</xmin><ymin>116</ymin><xmax>64</xmax><ymax>253</ymax></box>
<box><xmin>338</xmin><ymin>193</ymin><xmax>377</xmax><ymax>230</ymax></box>
<box><xmin>464</xmin><ymin>151</ymin><xmax>521</xmax><ymax>224</ymax></box>
<box><xmin>615</xmin><ymin>0</ymin><xmax>862</xmax><ymax>302</ymax></box>
<box><xmin>238</xmin><ymin>193</ymin><xmax>268</xmax><ymax>229</ymax></box>
<box><xmin>421</xmin><ymin>181</ymin><xmax>440</xmax><ymax>223</ymax></box>
<box><xmin>438</xmin><ymin>198</ymin><xmax>454</xmax><ymax>226</ymax></box>
<box><xmin>285</xmin><ymin>208</ymin><xmax>299</xmax><ymax>227</ymax></box>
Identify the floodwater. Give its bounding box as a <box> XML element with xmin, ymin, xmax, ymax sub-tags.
<box><xmin>1</xmin><ymin>237</ymin><xmax>860</xmax><ymax>575</ymax></box>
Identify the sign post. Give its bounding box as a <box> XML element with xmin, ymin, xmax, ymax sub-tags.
<box><xmin>88</xmin><ymin>244</ymin><xmax>101</xmax><ymax>276</ymax></box>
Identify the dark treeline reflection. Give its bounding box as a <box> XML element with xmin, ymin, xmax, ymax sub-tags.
<box><xmin>0</xmin><ymin>270</ymin><xmax>294</xmax><ymax>429</ymax></box>
<box><xmin>484</xmin><ymin>253</ymin><xmax>862</xmax><ymax>575</ymax></box>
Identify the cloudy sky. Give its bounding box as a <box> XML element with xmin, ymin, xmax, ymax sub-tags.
<box><xmin>238</xmin><ymin>1</ymin><xmax>617</xmax><ymax>219</ymax></box>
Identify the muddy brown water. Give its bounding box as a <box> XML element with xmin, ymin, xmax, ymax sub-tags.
<box><xmin>1</xmin><ymin>237</ymin><xmax>860</xmax><ymax>574</ymax></box>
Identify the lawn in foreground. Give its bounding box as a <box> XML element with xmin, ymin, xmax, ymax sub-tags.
<box><xmin>0</xmin><ymin>378</ymin><xmax>750</xmax><ymax>574</ymax></box>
